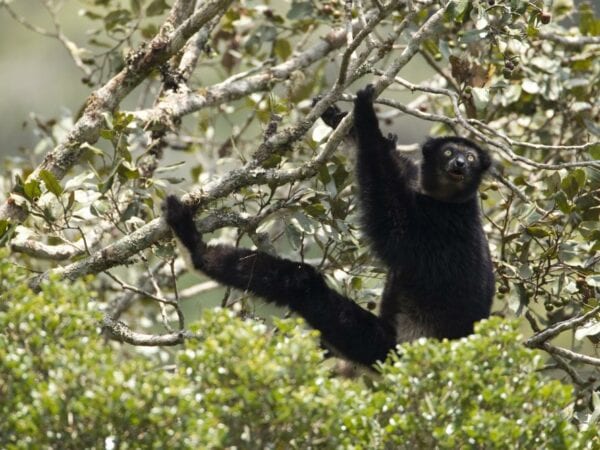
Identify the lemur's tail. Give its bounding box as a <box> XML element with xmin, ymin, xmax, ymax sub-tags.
<box><xmin>164</xmin><ymin>195</ymin><xmax>397</xmax><ymax>366</ymax></box>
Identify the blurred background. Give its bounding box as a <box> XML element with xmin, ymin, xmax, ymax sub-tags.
<box><xmin>0</xmin><ymin>4</ymin><xmax>90</xmax><ymax>157</ymax></box>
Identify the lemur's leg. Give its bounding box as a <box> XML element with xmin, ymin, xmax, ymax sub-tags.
<box><xmin>163</xmin><ymin>195</ymin><xmax>397</xmax><ymax>366</ymax></box>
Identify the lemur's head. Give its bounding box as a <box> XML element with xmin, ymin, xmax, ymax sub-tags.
<box><xmin>421</xmin><ymin>136</ymin><xmax>491</xmax><ymax>203</ymax></box>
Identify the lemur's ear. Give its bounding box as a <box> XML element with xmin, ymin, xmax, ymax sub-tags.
<box><xmin>478</xmin><ymin>148</ymin><xmax>492</xmax><ymax>172</ymax></box>
<box><xmin>421</xmin><ymin>137</ymin><xmax>446</xmax><ymax>162</ymax></box>
<box><xmin>421</xmin><ymin>137</ymin><xmax>436</xmax><ymax>158</ymax></box>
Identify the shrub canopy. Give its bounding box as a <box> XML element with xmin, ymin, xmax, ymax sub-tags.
<box><xmin>1</xmin><ymin>254</ymin><xmax>597</xmax><ymax>449</ymax></box>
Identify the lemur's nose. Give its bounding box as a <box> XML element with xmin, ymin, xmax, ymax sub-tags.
<box><xmin>453</xmin><ymin>156</ymin><xmax>466</xmax><ymax>168</ymax></box>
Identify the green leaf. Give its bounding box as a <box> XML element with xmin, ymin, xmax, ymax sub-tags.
<box><xmin>585</xmin><ymin>275</ymin><xmax>600</xmax><ymax>287</ymax></box>
<box><xmin>23</xmin><ymin>179</ymin><xmax>42</xmax><ymax>200</ymax></box>
<box><xmin>130</xmin><ymin>0</ymin><xmax>141</xmax><ymax>16</ymax></box>
<box><xmin>66</xmin><ymin>191</ymin><xmax>75</xmax><ymax>212</ymax></box>
<box><xmin>104</xmin><ymin>9</ymin><xmax>132</xmax><ymax>31</ymax></box>
<box><xmin>351</xmin><ymin>276</ymin><xmax>363</xmax><ymax>290</ymax></box>
<box><xmin>99</xmin><ymin>129</ymin><xmax>115</xmax><ymax>140</ymax></box>
<box><xmin>287</xmin><ymin>1</ymin><xmax>313</xmax><ymax>20</ymax></box>
<box><xmin>118</xmin><ymin>162</ymin><xmax>139</xmax><ymax>180</ymax></box>
<box><xmin>572</xmin><ymin>168</ymin><xmax>587</xmax><ymax>188</ymax></box>
<box><xmin>155</xmin><ymin>161</ymin><xmax>187</xmax><ymax>173</ymax></box>
<box><xmin>291</xmin><ymin>212</ymin><xmax>315</xmax><ymax>234</ymax></box>
<box><xmin>285</xmin><ymin>223</ymin><xmax>302</xmax><ymax>250</ymax></box>
<box><xmin>574</xmin><ymin>320</ymin><xmax>600</xmax><ymax>340</ymax></box>
<box><xmin>146</xmin><ymin>0</ymin><xmax>170</xmax><ymax>17</ymax></box>
<box><xmin>561</xmin><ymin>172</ymin><xmax>583</xmax><ymax>198</ymax></box>
<box><xmin>0</xmin><ymin>219</ymin><xmax>8</xmax><ymax>237</ymax></box>
<box><xmin>163</xmin><ymin>177</ymin><xmax>185</xmax><ymax>184</ymax></box>
<box><xmin>98</xmin><ymin>160</ymin><xmax>122</xmax><ymax>194</ymax></box>
<box><xmin>112</xmin><ymin>111</ymin><xmax>134</xmax><ymax>131</ymax></box>
<box><xmin>303</xmin><ymin>203</ymin><xmax>326</xmax><ymax>218</ymax></box>
<box><xmin>274</xmin><ymin>39</ymin><xmax>292</xmax><ymax>60</ymax></box>
<box><xmin>39</xmin><ymin>170</ymin><xmax>63</xmax><ymax>197</ymax></box>
<box><xmin>579</xmin><ymin>3</ymin><xmax>600</xmax><ymax>36</ymax></box>
<box><xmin>448</xmin><ymin>0</ymin><xmax>470</xmax><ymax>22</ymax></box>
<box><xmin>318</xmin><ymin>165</ymin><xmax>332</xmax><ymax>184</ymax></box>
<box><xmin>526</xmin><ymin>226</ymin><xmax>551</xmax><ymax>238</ymax></box>
<box><xmin>554</xmin><ymin>191</ymin><xmax>571</xmax><ymax>213</ymax></box>
<box><xmin>332</xmin><ymin>164</ymin><xmax>350</xmax><ymax>189</ymax></box>
<box><xmin>190</xmin><ymin>165</ymin><xmax>203</xmax><ymax>181</ymax></box>
<box><xmin>90</xmin><ymin>199</ymin><xmax>111</xmax><ymax>216</ymax></box>
<box><xmin>141</xmin><ymin>24</ymin><xmax>158</xmax><ymax>39</ymax></box>
<box><xmin>80</xmin><ymin>142</ymin><xmax>105</xmax><ymax>157</ymax></box>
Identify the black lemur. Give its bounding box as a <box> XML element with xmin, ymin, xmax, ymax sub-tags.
<box><xmin>164</xmin><ymin>85</ymin><xmax>494</xmax><ymax>368</ymax></box>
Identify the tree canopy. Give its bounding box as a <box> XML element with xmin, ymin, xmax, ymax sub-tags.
<box><xmin>0</xmin><ymin>0</ymin><xmax>599</xmax><ymax>447</ymax></box>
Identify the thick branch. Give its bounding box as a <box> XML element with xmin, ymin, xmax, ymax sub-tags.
<box><xmin>11</xmin><ymin>239</ymin><xmax>84</xmax><ymax>261</ymax></box>
<box><xmin>179</xmin><ymin>15</ymin><xmax>220</xmax><ymax>80</ymax></box>
<box><xmin>164</xmin><ymin>0</ymin><xmax>196</xmax><ymax>30</ymax></box>
<box><xmin>132</xmin><ymin>7</ymin><xmax>388</xmax><ymax>125</ymax></box>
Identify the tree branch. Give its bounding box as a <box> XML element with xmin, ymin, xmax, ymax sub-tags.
<box><xmin>537</xmin><ymin>31</ymin><xmax>600</xmax><ymax>47</ymax></box>
<box><xmin>102</xmin><ymin>316</ymin><xmax>188</xmax><ymax>346</ymax></box>
<box><xmin>524</xmin><ymin>305</ymin><xmax>600</xmax><ymax>348</ymax></box>
<box><xmin>10</xmin><ymin>239</ymin><xmax>85</xmax><ymax>261</ymax></box>
<box><xmin>540</xmin><ymin>342</ymin><xmax>600</xmax><ymax>367</ymax></box>
<box><xmin>132</xmin><ymin>7</ymin><xmax>382</xmax><ymax>125</ymax></box>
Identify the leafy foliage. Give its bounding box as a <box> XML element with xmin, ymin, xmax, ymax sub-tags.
<box><xmin>1</xmin><ymin>0</ymin><xmax>600</xmax><ymax>445</ymax></box>
<box><xmin>1</xmin><ymin>256</ymin><xmax>597</xmax><ymax>448</ymax></box>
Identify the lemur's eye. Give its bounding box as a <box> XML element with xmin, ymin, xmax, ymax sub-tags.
<box><xmin>444</xmin><ymin>149</ymin><xmax>452</xmax><ymax>157</ymax></box>
<box><xmin>467</xmin><ymin>153</ymin><xmax>476</xmax><ymax>162</ymax></box>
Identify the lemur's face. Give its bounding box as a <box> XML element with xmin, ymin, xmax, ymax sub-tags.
<box><xmin>421</xmin><ymin>137</ymin><xmax>491</xmax><ymax>202</ymax></box>
<box><xmin>438</xmin><ymin>142</ymin><xmax>482</xmax><ymax>183</ymax></box>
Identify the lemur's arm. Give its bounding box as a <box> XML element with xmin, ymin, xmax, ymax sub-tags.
<box><xmin>164</xmin><ymin>196</ymin><xmax>397</xmax><ymax>367</ymax></box>
<box><xmin>352</xmin><ymin>85</ymin><xmax>417</xmax><ymax>264</ymax></box>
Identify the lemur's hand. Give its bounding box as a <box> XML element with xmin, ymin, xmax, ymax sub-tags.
<box><xmin>355</xmin><ymin>84</ymin><xmax>376</xmax><ymax>104</ymax></box>
<box><xmin>354</xmin><ymin>84</ymin><xmax>388</xmax><ymax>144</ymax></box>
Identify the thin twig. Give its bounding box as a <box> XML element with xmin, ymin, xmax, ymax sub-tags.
<box><xmin>102</xmin><ymin>316</ymin><xmax>189</xmax><ymax>346</ymax></box>
<box><xmin>525</xmin><ymin>305</ymin><xmax>600</xmax><ymax>347</ymax></box>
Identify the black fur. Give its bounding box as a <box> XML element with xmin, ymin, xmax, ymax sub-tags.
<box><xmin>352</xmin><ymin>85</ymin><xmax>494</xmax><ymax>343</ymax></box>
<box><xmin>163</xmin><ymin>195</ymin><xmax>396</xmax><ymax>366</ymax></box>
<box><xmin>164</xmin><ymin>85</ymin><xmax>494</xmax><ymax>367</ymax></box>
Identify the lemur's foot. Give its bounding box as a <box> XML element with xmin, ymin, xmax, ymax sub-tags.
<box><xmin>162</xmin><ymin>195</ymin><xmax>202</xmax><ymax>249</ymax></box>
<box><xmin>313</xmin><ymin>95</ymin><xmax>348</xmax><ymax>129</ymax></box>
<box><xmin>163</xmin><ymin>195</ymin><xmax>192</xmax><ymax>227</ymax></box>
